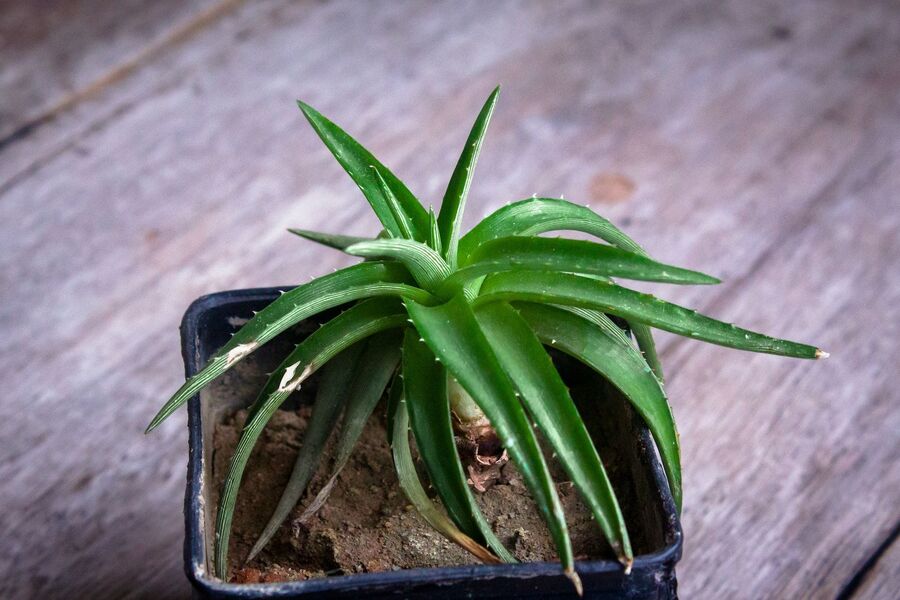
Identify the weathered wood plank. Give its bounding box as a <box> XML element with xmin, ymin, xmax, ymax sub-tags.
<box><xmin>0</xmin><ymin>0</ymin><xmax>230</xmax><ymax>141</ymax></box>
<box><xmin>669</xmin><ymin>100</ymin><xmax>900</xmax><ymax>598</ymax></box>
<box><xmin>1</xmin><ymin>1</ymin><xmax>898</xmax><ymax>598</ymax></box>
<box><xmin>0</xmin><ymin>0</ymin><xmax>241</xmax><ymax>197</ymax></box>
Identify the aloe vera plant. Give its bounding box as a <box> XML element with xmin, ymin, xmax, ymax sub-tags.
<box><xmin>148</xmin><ymin>86</ymin><xmax>825</xmax><ymax>592</ymax></box>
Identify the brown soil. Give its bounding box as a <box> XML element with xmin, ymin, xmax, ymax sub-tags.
<box><xmin>209</xmin><ymin>348</ymin><xmax>616</xmax><ymax>583</ymax></box>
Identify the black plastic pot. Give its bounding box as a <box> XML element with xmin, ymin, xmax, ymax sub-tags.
<box><xmin>181</xmin><ymin>288</ymin><xmax>683</xmax><ymax>599</ymax></box>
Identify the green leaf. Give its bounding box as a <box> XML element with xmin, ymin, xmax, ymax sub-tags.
<box><xmin>345</xmin><ymin>239</ymin><xmax>451</xmax><ymax>292</ymax></box>
<box><xmin>475</xmin><ymin>301</ymin><xmax>633</xmax><ymax>566</ymax></box>
<box><xmin>388</xmin><ymin>375</ymin><xmax>501</xmax><ymax>564</ymax></box>
<box><xmin>554</xmin><ymin>306</ymin><xmax>665</xmax><ymax>394</ymax></box>
<box><xmin>515</xmin><ymin>302</ymin><xmax>682</xmax><ymax>510</ymax></box>
<box><xmin>458</xmin><ymin>197</ymin><xmax>646</xmax><ymax>260</ymax></box>
<box><xmin>298</xmin><ymin>330</ymin><xmax>402</xmax><ymax>522</ymax></box>
<box><xmin>246</xmin><ymin>342</ymin><xmax>365</xmax><ymax>561</ymax></box>
<box><xmin>559</xmin><ymin>305</ymin><xmax>633</xmax><ymax>347</ymax></box>
<box><xmin>437</xmin><ymin>86</ymin><xmax>500</xmax><ymax>267</ymax></box>
<box><xmin>245</xmin><ymin>297</ymin><xmax>407</xmax><ymax>421</ymax></box>
<box><xmin>373</xmin><ymin>167</ymin><xmax>414</xmax><ymax>239</ymax></box>
<box><xmin>401</xmin><ymin>329</ymin><xmax>515</xmax><ymax>562</ymax></box>
<box><xmin>213</xmin><ymin>298</ymin><xmax>409</xmax><ymax>578</ymax></box>
<box><xmin>385</xmin><ymin>371</ymin><xmax>402</xmax><ymax>444</ymax></box>
<box><xmin>442</xmin><ymin>236</ymin><xmax>719</xmax><ymax>294</ymax></box>
<box><xmin>455</xmin><ymin>197</ymin><xmax>665</xmax><ymax>379</ymax></box>
<box><xmin>146</xmin><ymin>262</ymin><xmax>434</xmax><ymax>433</ymax></box>
<box><xmin>631</xmin><ymin>322</ymin><xmax>664</xmax><ymax>381</ymax></box>
<box><xmin>297</xmin><ymin>100</ymin><xmax>429</xmax><ymax>240</ymax></box>
<box><xmin>288</xmin><ymin>228</ymin><xmax>370</xmax><ymax>251</ymax></box>
<box><xmin>478</xmin><ymin>271</ymin><xmax>823</xmax><ymax>359</ymax></box>
<box><xmin>405</xmin><ymin>296</ymin><xmax>579</xmax><ymax>589</ymax></box>
<box><xmin>551</xmin><ymin>306</ymin><xmax>664</xmax><ymax>402</ymax></box>
<box><xmin>427</xmin><ymin>207</ymin><xmax>443</xmax><ymax>255</ymax></box>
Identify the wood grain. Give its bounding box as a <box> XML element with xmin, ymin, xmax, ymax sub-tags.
<box><xmin>0</xmin><ymin>0</ymin><xmax>233</xmax><ymax>140</ymax></box>
<box><xmin>1</xmin><ymin>1</ymin><xmax>898</xmax><ymax>598</ymax></box>
<box><xmin>669</xmin><ymin>98</ymin><xmax>900</xmax><ymax>598</ymax></box>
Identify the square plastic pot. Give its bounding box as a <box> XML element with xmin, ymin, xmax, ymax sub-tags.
<box><xmin>179</xmin><ymin>287</ymin><xmax>683</xmax><ymax>599</ymax></box>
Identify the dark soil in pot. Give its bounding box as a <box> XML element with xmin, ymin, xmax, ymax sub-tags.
<box><xmin>208</xmin><ymin>345</ymin><xmax>663</xmax><ymax>584</ymax></box>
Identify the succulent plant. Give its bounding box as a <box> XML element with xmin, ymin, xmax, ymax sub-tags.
<box><xmin>147</xmin><ymin>86</ymin><xmax>824</xmax><ymax>591</ymax></box>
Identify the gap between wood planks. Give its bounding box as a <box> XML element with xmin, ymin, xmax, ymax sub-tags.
<box><xmin>836</xmin><ymin>520</ymin><xmax>900</xmax><ymax>599</ymax></box>
<box><xmin>0</xmin><ymin>0</ymin><xmax>244</xmax><ymax>194</ymax></box>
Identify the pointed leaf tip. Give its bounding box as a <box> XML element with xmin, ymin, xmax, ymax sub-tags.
<box><xmin>295</xmin><ymin>99</ymin><xmax>428</xmax><ymax>240</ymax></box>
<box><xmin>564</xmin><ymin>567</ymin><xmax>583</xmax><ymax>596</ymax></box>
<box><xmin>296</xmin><ymin>100</ymin><xmax>319</xmax><ymax>123</ymax></box>
<box><xmin>480</xmin><ymin>271</ymin><xmax>820</xmax><ymax>360</ymax></box>
<box><xmin>288</xmin><ymin>228</ymin><xmax>370</xmax><ymax>252</ymax></box>
<box><xmin>438</xmin><ymin>86</ymin><xmax>501</xmax><ymax>266</ymax></box>
<box><xmin>815</xmin><ymin>349</ymin><xmax>830</xmax><ymax>359</ymax></box>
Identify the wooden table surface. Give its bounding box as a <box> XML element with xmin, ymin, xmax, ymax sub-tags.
<box><xmin>2</xmin><ymin>1</ymin><xmax>898</xmax><ymax>598</ymax></box>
